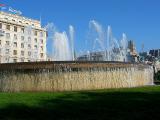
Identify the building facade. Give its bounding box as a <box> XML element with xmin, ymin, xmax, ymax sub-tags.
<box><xmin>149</xmin><ymin>49</ymin><xmax>160</xmax><ymax>58</ymax></box>
<box><xmin>0</xmin><ymin>11</ymin><xmax>47</xmax><ymax>63</ymax></box>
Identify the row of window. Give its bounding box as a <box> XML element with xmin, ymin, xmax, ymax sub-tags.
<box><xmin>5</xmin><ymin>33</ymin><xmax>44</xmax><ymax>43</ymax></box>
<box><xmin>13</xmin><ymin>59</ymin><xmax>38</xmax><ymax>63</ymax></box>
<box><xmin>4</xmin><ymin>17</ymin><xmax>37</xmax><ymax>27</ymax></box>
<box><xmin>3</xmin><ymin>49</ymin><xmax>44</xmax><ymax>58</ymax></box>
<box><xmin>0</xmin><ymin>40</ymin><xmax>44</xmax><ymax>50</ymax></box>
<box><xmin>3</xmin><ymin>57</ymin><xmax>44</xmax><ymax>63</ymax></box>
<box><xmin>0</xmin><ymin>23</ymin><xmax>45</xmax><ymax>36</ymax></box>
<box><xmin>5</xmin><ymin>58</ymin><xmax>43</xmax><ymax>63</ymax></box>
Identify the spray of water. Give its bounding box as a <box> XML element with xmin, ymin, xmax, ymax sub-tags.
<box><xmin>120</xmin><ymin>33</ymin><xmax>128</xmax><ymax>61</ymax></box>
<box><xmin>45</xmin><ymin>23</ymin><xmax>56</xmax><ymax>59</ymax></box>
<box><xmin>45</xmin><ymin>20</ymin><xmax>129</xmax><ymax>62</ymax></box>
<box><xmin>85</xmin><ymin>20</ymin><xmax>129</xmax><ymax>61</ymax></box>
<box><xmin>89</xmin><ymin>20</ymin><xmax>105</xmax><ymax>52</ymax></box>
<box><xmin>53</xmin><ymin>32</ymin><xmax>72</xmax><ymax>61</ymax></box>
<box><xmin>69</xmin><ymin>25</ymin><xmax>75</xmax><ymax>61</ymax></box>
<box><xmin>46</xmin><ymin>23</ymin><xmax>75</xmax><ymax>61</ymax></box>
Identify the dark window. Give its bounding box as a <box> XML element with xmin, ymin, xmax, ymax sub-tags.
<box><xmin>6</xmin><ymin>25</ymin><xmax>10</xmax><ymax>30</ymax></box>
<box><xmin>14</xmin><ymin>26</ymin><xmax>17</xmax><ymax>32</ymax></box>
<box><xmin>21</xmin><ymin>43</ymin><xmax>24</xmax><ymax>48</ymax></box>
<box><xmin>28</xmin><ymin>51</ymin><xmax>31</xmax><ymax>56</ymax></box>
<box><xmin>21</xmin><ymin>51</ymin><xmax>24</xmax><ymax>56</ymax></box>
<box><xmin>41</xmin><ymin>53</ymin><xmax>44</xmax><ymax>58</ymax></box>
<box><xmin>34</xmin><ymin>31</ymin><xmax>38</xmax><ymax>36</ymax></box>
<box><xmin>21</xmin><ymin>28</ymin><xmax>24</xmax><ymax>33</ymax></box>
<box><xmin>0</xmin><ymin>23</ymin><xmax>2</xmax><ymax>29</ymax></box>
<box><xmin>21</xmin><ymin>36</ymin><xmax>24</xmax><ymax>41</ymax></box>
<box><xmin>13</xmin><ymin>59</ymin><xmax>17</xmax><ymax>63</ymax></box>
<box><xmin>34</xmin><ymin>38</ymin><xmax>37</xmax><ymax>43</ymax></box>
<box><xmin>13</xmin><ymin>50</ymin><xmax>17</xmax><ymax>55</ymax></box>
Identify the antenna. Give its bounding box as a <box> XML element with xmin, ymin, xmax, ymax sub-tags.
<box><xmin>141</xmin><ymin>43</ymin><xmax>144</xmax><ymax>53</ymax></box>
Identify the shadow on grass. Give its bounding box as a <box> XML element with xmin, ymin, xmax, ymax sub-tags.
<box><xmin>0</xmin><ymin>91</ymin><xmax>160</xmax><ymax>120</ymax></box>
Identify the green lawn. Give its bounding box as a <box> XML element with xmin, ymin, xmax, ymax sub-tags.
<box><xmin>0</xmin><ymin>86</ymin><xmax>160</xmax><ymax>120</ymax></box>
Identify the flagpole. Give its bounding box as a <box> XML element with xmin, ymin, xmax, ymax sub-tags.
<box><xmin>40</xmin><ymin>13</ymin><xmax>42</xmax><ymax>25</ymax></box>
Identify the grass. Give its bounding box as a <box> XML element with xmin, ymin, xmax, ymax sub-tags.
<box><xmin>0</xmin><ymin>86</ymin><xmax>160</xmax><ymax>120</ymax></box>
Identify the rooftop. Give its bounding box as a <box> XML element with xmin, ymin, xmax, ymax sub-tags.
<box><xmin>0</xmin><ymin>11</ymin><xmax>46</xmax><ymax>31</ymax></box>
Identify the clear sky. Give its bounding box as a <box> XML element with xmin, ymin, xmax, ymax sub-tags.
<box><xmin>1</xmin><ymin>0</ymin><xmax>160</xmax><ymax>53</ymax></box>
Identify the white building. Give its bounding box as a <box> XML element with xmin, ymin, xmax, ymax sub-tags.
<box><xmin>0</xmin><ymin>11</ymin><xmax>47</xmax><ymax>63</ymax></box>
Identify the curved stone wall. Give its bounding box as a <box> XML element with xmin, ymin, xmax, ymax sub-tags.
<box><xmin>0</xmin><ymin>61</ymin><xmax>154</xmax><ymax>92</ymax></box>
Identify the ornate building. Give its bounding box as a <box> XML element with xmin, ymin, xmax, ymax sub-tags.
<box><xmin>0</xmin><ymin>11</ymin><xmax>47</xmax><ymax>63</ymax></box>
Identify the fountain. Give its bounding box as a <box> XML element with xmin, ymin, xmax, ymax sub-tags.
<box><xmin>0</xmin><ymin>61</ymin><xmax>154</xmax><ymax>92</ymax></box>
<box><xmin>0</xmin><ymin>21</ymin><xmax>154</xmax><ymax>92</ymax></box>
<box><xmin>45</xmin><ymin>20</ymin><xmax>130</xmax><ymax>62</ymax></box>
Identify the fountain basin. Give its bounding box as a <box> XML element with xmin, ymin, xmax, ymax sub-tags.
<box><xmin>0</xmin><ymin>61</ymin><xmax>154</xmax><ymax>92</ymax></box>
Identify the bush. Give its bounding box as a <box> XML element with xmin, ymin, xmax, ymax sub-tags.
<box><xmin>155</xmin><ymin>71</ymin><xmax>160</xmax><ymax>81</ymax></box>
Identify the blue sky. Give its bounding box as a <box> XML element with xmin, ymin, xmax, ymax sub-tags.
<box><xmin>1</xmin><ymin>0</ymin><xmax>160</xmax><ymax>53</ymax></box>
